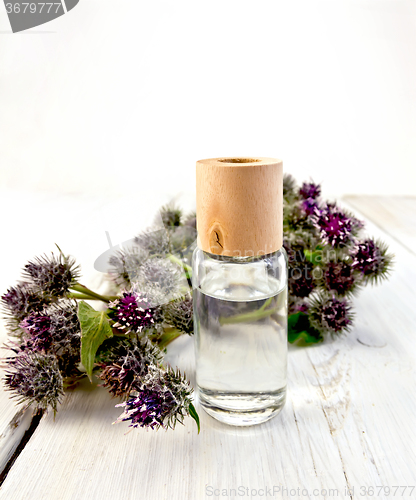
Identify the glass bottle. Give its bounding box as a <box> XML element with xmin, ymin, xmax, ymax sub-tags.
<box><xmin>192</xmin><ymin>157</ymin><xmax>287</xmax><ymax>426</ymax></box>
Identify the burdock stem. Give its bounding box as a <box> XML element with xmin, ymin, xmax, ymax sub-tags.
<box><xmin>219</xmin><ymin>299</ymin><xmax>276</xmax><ymax>326</ymax></box>
<box><xmin>70</xmin><ymin>284</ymin><xmax>117</xmax><ymax>303</ymax></box>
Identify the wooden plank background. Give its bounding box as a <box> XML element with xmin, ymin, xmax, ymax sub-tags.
<box><xmin>344</xmin><ymin>195</ymin><xmax>416</xmax><ymax>256</ymax></box>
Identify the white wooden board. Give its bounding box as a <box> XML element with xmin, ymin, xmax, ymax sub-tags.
<box><xmin>344</xmin><ymin>195</ymin><xmax>416</xmax><ymax>256</ymax></box>
<box><xmin>0</xmin><ymin>195</ymin><xmax>415</xmax><ymax>500</ymax></box>
<box><xmin>0</xmin><ymin>325</ymin><xmax>34</xmax><ymax>474</ymax></box>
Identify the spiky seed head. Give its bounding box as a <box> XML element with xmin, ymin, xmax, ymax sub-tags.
<box><xmin>109</xmin><ymin>246</ymin><xmax>149</xmax><ymax>286</ymax></box>
<box><xmin>3</xmin><ymin>350</ymin><xmax>64</xmax><ymax>412</ymax></box>
<box><xmin>352</xmin><ymin>238</ymin><xmax>394</xmax><ymax>284</ymax></box>
<box><xmin>109</xmin><ymin>288</ymin><xmax>162</xmax><ymax>333</ymax></box>
<box><xmin>1</xmin><ymin>283</ymin><xmax>50</xmax><ymax>333</ymax></box>
<box><xmin>312</xmin><ymin>203</ymin><xmax>362</xmax><ymax>248</ymax></box>
<box><xmin>288</xmin><ymin>260</ymin><xmax>316</xmax><ymax>298</ymax></box>
<box><xmin>158</xmin><ymin>204</ymin><xmax>182</xmax><ymax>228</ymax></box>
<box><xmin>164</xmin><ymin>294</ymin><xmax>194</xmax><ymax>335</ymax></box>
<box><xmin>22</xmin><ymin>252</ymin><xmax>80</xmax><ymax>298</ymax></box>
<box><xmin>98</xmin><ymin>337</ymin><xmax>162</xmax><ymax>398</ymax></box>
<box><xmin>299</xmin><ymin>181</ymin><xmax>321</xmax><ymax>200</ymax></box>
<box><xmin>134</xmin><ymin>228</ymin><xmax>170</xmax><ymax>256</ymax></box>
<box><xmin>168</xmin><ymin>226</ymin><xmax>197</xmax><ymax>255</ymax></box>
<box><xmin>138</xmin><ymin>258</ymin><xmax>183</xmax><ymax>296</ymax></box>
<box><xmin>20</xmin><ymin>314</ymin><xmax>53</xmax><ymax>351</ymax></box>
<box><xmin>113</xmin><ymin>366</ymin><xmax>193</xmax><ymax>430</ymax></box>
<box><xmin>309</xmin><ymin>293</ymin><xmax>354</xmax><ymax>336</ymax></box>
<box><xmin>323</xmin><ymin>260</ymin><xmax>356</xmax><ymax>296</ymax></box>
<box><xmin>19</xmin><ymin>301</ymin><xmax>81</xmax><ymax>378</ymax></box>
<box><xmin>301</xmin><ymin>198</ymin><xmax>320</xmax><ymax>217</ymax></box>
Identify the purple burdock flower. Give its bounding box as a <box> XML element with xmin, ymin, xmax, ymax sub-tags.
<box><xmin>98</xmin><ymin>338</ymin><xmax>162</xmax><ymax>398</ymax></box>
<box><xmin>313</xmin><ymin>203</ymin><xmax>362</xmax><ymax>248</ymax></box>
<box><xmin>114</xmin><ymin>367</ymin><xmax>193</xmax><ymax>430</ymax></box>
<box><xmin>22</xmin><ymin>251</ymin><xmax>80</xmax><ymax>298</ymax></box>
<box><xmin>352</xmin><ymin>239</ymin><xmax>392</xmax><ymax>283</ymax></box>
<box><xmin>309</xmin><ymin>293</ymin><xmax>353</xmax><ymax>335</ymax></box>
<box><xmin>109</xmin><ymin>288</ymin><xmax>161</xmax><ymax>333</ymax></box>
<box><xmin>18</xmin><ymin>302</ymin><xmax>81</xmax><ymax>377</ymax></box>
<box><xmin>288</xmin><ymin>261</ymin><xmax>316</xmax><ymax>298</ymax></box>
<box><xmin>301</xmin><ymin>198</ymin><xmax>319</xmax><ymax>217</ymax></box>
<box><xmin>20</xmin><ymin>315</ymin><xmax>53</xmax><ymax>351</ymax></box>
<box><xmin>323</xmin><ymin>261</ymin><xmax>356</xmax><ymax>296</ymax></box>
<box><xmin>1</xmin><ymin>283</ymin><xmax>50</xmax><ymax>332</ymax></box>
<box><xmin>115</xmin><ymin>388</ymin><xmax>173</xmax><ymax>430</ymax></box>
<box><xmin>299</xmin><ymin>181</ymin><xmax>321</xmax><ymax>200</ymax></box>
<box><xmin>3</xmin><ymin>350</ymin><xmax>64</xmax><ymax>412</ymax></box>
<box><xmin>21</xmin><ymin>302</ymin><xmax>80</xmax><ymax>351</ymax></box>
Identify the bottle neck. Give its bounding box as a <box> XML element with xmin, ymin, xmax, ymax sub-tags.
<box><xmin>197</xmin><ymin>247</ymin><xmax>284</xmax><ymax>263</ymax></box>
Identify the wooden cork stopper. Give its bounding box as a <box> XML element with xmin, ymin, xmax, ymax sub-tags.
<box><xmin>196</xmin><ymin>157</ymin><xmax>283</xmax><ymax>257</ymax></box>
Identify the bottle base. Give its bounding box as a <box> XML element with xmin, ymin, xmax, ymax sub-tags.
<box><xmin>198</xmin><ymin>387</ymin><xmax>286</xmax><ymax>427</ymax></box>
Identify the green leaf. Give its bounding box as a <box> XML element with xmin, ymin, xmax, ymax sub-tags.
<box><xmin>304</xmin><ymin>245</ymin><xmax>324</xmax><ymax>266</ymax></box>
<box><xmin>189</xmin><ymin>402</ymin><xmax>200</xmax><ymax>434</ymax></box>
<box><xmin>78</xmin><ymin>301</ymin><xmax>113</xmax><ymax>382</ymax></box>
<box><xmin>288</xmin><ymin>312</ymin><xmax>323</xmax><ymax>346</ymax></box>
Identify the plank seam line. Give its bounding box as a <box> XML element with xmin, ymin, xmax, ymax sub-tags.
<box><xmin>0</xmin><ymin>409</ymin><xmax>44</xmax><ymax>488</ymax></box>
<box><xmin>307</xmin><ymin>353</ymin><xmax>353</xmax><ymax>498</ymax></box>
